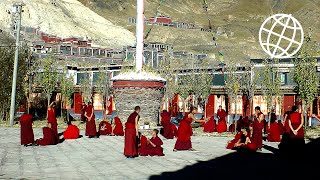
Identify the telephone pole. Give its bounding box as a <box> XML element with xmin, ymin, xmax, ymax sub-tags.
<box><xmin>9</xmin><ymin>2</ymin><xmax>24</xmax><ymax>126</ymax></box>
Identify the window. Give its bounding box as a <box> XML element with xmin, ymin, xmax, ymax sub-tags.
<box><xmin>280</xmin><ymin>73</ymin><xmax>287</xmax><ymax>84</ymax></box>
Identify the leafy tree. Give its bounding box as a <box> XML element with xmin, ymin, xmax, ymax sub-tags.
<box><xmin>95</xmin><ymin>68</ymin><xmax>110</xmax><ymax>119</ymax></box>
<box><xmin>240</xmin><ymin>64</ymin><xmax>260</xmax><ymax>118</ymax></box>
<box><xmin>293</xmin><ymin>36</ymin><xmax>319</xmax><ymax>127</ymax></box>
<box><xmin>259</xmin><ymin>59</ymin><xmax>282</xmax><ymax>120</ymax></box>
<box><xmin>225</xmin><ymin>62</ymin><xmax>241</xmax><ymax>131</ymax></box>
<box><xmin>79</xmin><ymin>72</ymin><xmax>93</xmax><ymax>104</ymax></box>
<box><xmin>0</xmin><ymin>32</ymin><xmax>29</xmax><ymax>121</ymax></box>
<box><xmin>59</xmin><ymin>67</ymin><xmax>74</xmax><ymax>119</ymax></box>
<box><xmin>33</xmin><ymin>57</ymin><xmax>59</xmax><ymax>109</ymax></box>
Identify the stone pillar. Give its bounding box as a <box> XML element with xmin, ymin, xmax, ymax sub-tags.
<box><xmin>112</xmin><ymin>77</ymin><xmax>165</xmax><ymax>127</ymax></box>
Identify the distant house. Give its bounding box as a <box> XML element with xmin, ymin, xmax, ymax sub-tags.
<box><xmin>149</xmin><ymin>16</ymin><xmax>172</xmax><ymax>24</ymax></box>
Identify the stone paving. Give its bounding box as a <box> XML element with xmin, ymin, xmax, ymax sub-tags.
<box><xmin>0</xmin><ymin>128</ymin><xmax>279</xmax><ymax>180</ymax></box>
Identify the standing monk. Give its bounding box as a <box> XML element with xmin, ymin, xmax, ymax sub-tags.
<box><xmin>173</xmin><ymin>107</ymin><xmax>206</xmax><ymax>151</ymax></box>
<box><xmin>289</xmin><ymin>106</ymin><xmax>304</xmax><ymax>144</ymax></box>
<box><xmin>266</xmin><ymin>113</ymin><xmax>281</xmax><ymax>142</ymax></box>
<box><xmin>124</xmin><ymin>106</ymin><xmax>140</xmax><ymax>158</ymax></box>
<box><xmin>81</xmin><ymin>102</ymin><xmax>87</xmax><ymax>123</ymax></box>
<box><xmin>85</xmin><ymin>102</ymin><xmax>98</xmax><ymax>138</ymax></box>
<box><xmin>160</xmin><ymin>110</ymin><xmax>177</xmax><ymax>139</ymax></box>
<box><xmin>251</xmin><ymin>106</ymin><xmax>264</xmax><ymax>151</ymax></box>
<box><xmin>47</xmin><ymin>102</ymin><xmax>59</xmax><ymax>142</ymax></box>
<box><xmin>19</xmin><ymin>114</ymin><xmax>34</xmax><ymax>146</ymax></box>
<box><xmin>216</xmin><ymin>105</ymin><xmax>227</xmax><ymax>133</ymax></box>
<box><xmin>112</xmin><ymin>116</ymin><xmax>124</xmax><ymax>136</ymax></box>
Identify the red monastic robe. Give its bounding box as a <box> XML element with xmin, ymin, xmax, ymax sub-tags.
<box><xmin>47</xmin><ymin>109</ymin><xmax>59</xmax><ymax>142</ymax></box>
<box><xmin>81</xmin><ymin>104</ymin><xmax>87</xmax><ymax>121</ymax></box>
<box><xmin>252</xmin><ymin>113</ymin><xmax>264</xmax><ymax>149</ymax></box>
<box><xmin>161</xmin><ymin>111</ymin><xmax>177</xmax><ymax>139</ymax></box>
<box><xmin>278</xmin><ymin>121</ymin><xmax>285</xmax><ymax>135</ymax></box>
<box><xmin>20</xmin><ymin>114</ymin><xmax>34</xmax><ymax>145</ymax></box>
<box><xmin>203</xmin><ymin>116</ymin><xmax>217</xmax><ymax>133</ymax></box>
<box><xmin>139</xmin><ymin>136</ymin><xmax>165</xmax><ymax>156</ymax></box>
<box><xmin>124</xmin><ymin>111</ymin><xmax>139</xmax><ymax>157</ymax></box>
<box><xmin>36</xmin><ymin>127</ymin><xmax>57</xmax><ymax>146</ymax></box>
<box><xmin>226</xmin><ymin>132</ymin><xmax>242</xmax><ymax>149</ymax></box>
<box><xmin>113</xmin><ymin>117</ymin><xmax>124</xmax><ymax>136</ymax></box>
<box><xmin>99</xmin><ymin>121</ymin><xmax>112</xmax><ymax>135</ymax></box>
<box><xmin>217</xmin><ymin>109</ymin><xmax>227</xmax><ymax>133</ymax></box>
<box><xmin>174</xmin><ymin>113</ymin><xmax>193</xmax><ymax>150</ymax></box>
<box><xmin>289</xmin><ymin>112</ymin><xmax>304</xmax><ymax>140</ymax></box>
<box><xmin>85</xmin><ymin>105</ymin><xmax>97</xmax><ymax>137</ymax></box>
<box><xmin>63</xmin><ymin>124</ymin><xmax>80</xmax><ymax>139</ymax></box>
<box><xmin>266</xmin><ymin>122</ymin><xmax>281</xmax><ymax>142</ymax></box>
<box><xmin>241</xmin><ymin>136</ymin><xmax>256</xmax><ymax>151</ymax></box>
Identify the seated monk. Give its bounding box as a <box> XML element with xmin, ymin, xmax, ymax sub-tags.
<box><xmin>138</xmin><ymin>132</ymin><xmax>148</xmax><ymax>150</ymax></box>
<box><xmin>226</xmin><ymin>127</ymin><xmax>242</xmax><ymax>149</ymax></box>
<box><xmin>160</xmin><ymin>110</ymin><xmax>177</xmax><ymax>139</ymax></box>
<box><xmin>112</xmin><ymin>116</ymin><xmax>124</xmax><ymax>136</ymax></box>
<box><xmin>233</xmin><ymin>127</ymin><xmax>256</xmax><ymax>151</ymax></box>
<box><xmin>63</xmin><ymin>121</ymin><xmax>80</xmax><ymax>139</ymax></box>
<box><xmin>203</xmin><ymin>116</ymin><xmax>217</xmax><ymax>133</ymax></box>
<box><xmin>19</xmin><ymin>114</ymin><xmax>35</xmax><ymax>146</ymax></box>
<box><xmin>266</xmin><ymin>113</ymin><xmax>281</xmax><ymax>142</ymax></box>
<box><xmin>139</xmin><ymin>129</ymin><xmax>165</xmax><ymax>156</ymax></box>
<box><xmin>99</xmin><ymin>119</ymin><xmax>112</xmax><ymax>135</ymax></box>
<box><xmin>278</xmin><ymin>120</ymin><xmax>285</xmax><ymax>135</ymax></box>
<box><xmin>36</xmin><ymin>123</ymin><xmax>57</xmax><ymax>146</ymax></box>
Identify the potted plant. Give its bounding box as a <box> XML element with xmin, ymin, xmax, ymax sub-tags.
<box><xmin>144</xmin><ymin>121</ymin><xmax>150</xmax><ymax>129</ymax></box>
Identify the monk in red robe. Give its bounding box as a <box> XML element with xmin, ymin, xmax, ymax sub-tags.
<box><xmin>160</xmin><ymin>110</ymin><xmax>177</xmax><ymax>139</ymax></box>
<box><xmin>81</xmin><ymin>102</ymin><xmax>87</xmax><ymax>123</ymax></box>
<box><xmin>139</xmin><ymin>129</ymin><xmax>165</xmax><ymax>156</ymax></box>
<box><xmin>203</xmin><ymin>116</ymin><xmax>217</xmax><ymax>133</ymax></box>
<box><xmin>266</xmin><ymin>113</ymin><xmax>281</xmax><ymax>142</ymax></box>
<box><xmin>216</xmin><ymin>105</ymin><xmax>227</xmax><ymax>133</ymax></box>
<box><xmin>289</xmin><ymin>106</ymin><xmax>304</xmax><ymax>142</ymax></box>
<box><xmin>63</xmin><ymin>121</ymin><xmax>80</xmax><ymax>139</ymax></box>
<box><xmin>226</xmin><ymin>127</ymin><xmax>242</xmax><ymax>149</ymax></box>
<box><xmin>173</xmin><ymin>107</ymin><xmax>206</xmax><ymax>151</ymax></box>
<box><xmin>36</xmin><ymin>123</ymin><xmax>57</xmax><ymax>146</ymax></box>
<box><xmin>124</xmin><ymin>106</ymin><xmax>140</xmax><ymax>158</ymax></box>
<box><xmin>138</xmin><ymin>132</ymin><xmax>148</xmax><ymax>148</ymax></box>
<box><xmin>112</xmin><ymin>116</ymin><xmax>124</xmax><ymax>136</ymax></box>
<box><xmin>99</xmin><ymin>119</ymin><xmax>112</xmax><ymax>135</ymax></box>
<box><xmin>283</xmin><ymin>111</ymin><xmax>291</xmax><ymax>133</ymax></box>
<box><xmin>20</xmin><ymin>114</ymin><xmax>34</xmax><ymax>146</ymax></box>
<box><xmin>251</xmin><ymin>106</ymin><xmax>264</xmax><ymax>151</ymax></box>
<box><xmin>237</xmin><ymin>127</ymin><xmax>256</xmax><ymax>151</ymax></box>
<box><xmin>278</xmin><ymin>120</ymin><xmax>285</xmax><ymax>135</ymax></box>
<box><xmin>85</xmin><ymin>102</ymin><xmax>98</xmax><ymax>138</ymax></box>
<box><xmin>47</xmin><ymin>102</ymin><xmax>59</xmax><ymax>142</ymax></box>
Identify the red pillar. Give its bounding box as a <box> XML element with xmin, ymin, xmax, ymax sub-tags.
<box><xmin>74</xmin><ymin>93</ymin><xmax>82</xmax><ymax>114</ymax></box>
<box><xmin>206</xmin><ymin>95</ymin><xmax>215</xmax><ymax>118</ymax></box>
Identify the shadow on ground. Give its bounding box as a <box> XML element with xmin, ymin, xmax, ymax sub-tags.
<box><xmin>150</xmin><ymin>136</ymin><xmax>320</xmax><ymax>180</ymax></box>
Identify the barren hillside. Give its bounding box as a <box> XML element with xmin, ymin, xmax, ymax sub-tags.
<box><xmin>81</xmin><ymin>0</ymin><xmax>320</xmax><ymax>61</ymax></box>
<box><xmin>0</xmin><ymin>0</ymin><xmax>135</xmax><ymax>48</ymax></box>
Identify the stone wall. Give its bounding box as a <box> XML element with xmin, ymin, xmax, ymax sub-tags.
<box><xmin>113</xmin><ymin>87</ymin><xmax>164</xmax><ymax>127</ymax></box>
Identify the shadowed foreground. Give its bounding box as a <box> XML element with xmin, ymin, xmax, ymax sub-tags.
<box><xmin>150</xmin><ymin>137</ymin><xmax>320</xmax><ymax>180</ymax></box>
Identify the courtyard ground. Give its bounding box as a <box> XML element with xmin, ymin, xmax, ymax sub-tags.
<box><xmin>0</xmin><ymin>127</ymin><xmax>281</xmax><ymax>180</ymax></box>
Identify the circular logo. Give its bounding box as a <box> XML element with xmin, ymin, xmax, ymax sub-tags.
<box><xmin>259</xmin><ymin>14</ymin><xmax>304</xmax><ymax>59</ymax></box>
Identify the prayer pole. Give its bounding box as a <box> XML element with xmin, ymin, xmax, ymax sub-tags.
<box><xmin>136</xmin><ymin>0</ymin><xmax>144</xmax><ymax>72</ymax></box>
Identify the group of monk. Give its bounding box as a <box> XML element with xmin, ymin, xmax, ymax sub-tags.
<box><xmin>226</xmin><ymin>105</ymin><xmax>305</xmax><ymax>151</ymax></box>
<box><xmin>21</xmin><ymin>100</ymin><xmax>306</xmax><ymax>159</ymax></box>
<box><xmin>20</xmin><ymin>101</ymin><xmax>125</xmax><ymax>147</ymax></box>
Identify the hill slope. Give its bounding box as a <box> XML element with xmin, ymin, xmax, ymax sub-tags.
<box><xmin>81</xmin><ymin>0</ymin><xmax>320</xmax><ymax>61</ymax></box>
<box><xmin>0</xmin><ymin>0</ymin><xmax>135</xmax><ymax>48</ymax></box>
